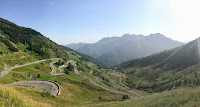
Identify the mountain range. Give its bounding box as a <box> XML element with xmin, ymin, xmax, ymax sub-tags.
<box><xmin>67</xmin><ymin>33</ymin><xmax>184</xmax><ymax>67</ymax></box>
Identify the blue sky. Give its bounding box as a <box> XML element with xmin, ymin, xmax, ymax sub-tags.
<box><xmin>1</xmin><ymin>0</ymin><xmax>200</xmax><ymax>44</ymax></box>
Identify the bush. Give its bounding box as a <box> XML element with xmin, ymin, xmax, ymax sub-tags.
<box><xmin>34</xmin><ymin>66</ymin><xmax>40</xmax><ymax>69</ymax></box>
<box><xmin>41</xmin><ymin>92</ymin><xmax>54</xmax><ymax>98</ymax></box>
<box><xmin>67</xmin><ymin>63</ymin><xmax>74</xmax><ymax>71</ymax></box>
<box><xmin>122</xmin><ymin>95</ymin><xmax>129</xmax><ymax>99</ymax></box>
<box><xmin>64</xmin><ymin>68</ymin><xmax>69</xmax><ymax>74</ymax></box>
<box><xmin>55</xmin><ymin>59</ymin><xmax>66</xmax><ymax>66</ymax></box>
<box><xmin>37</xmin><ymin>74</ymin><xmax>40</xmax><ymax>78</ymax></box>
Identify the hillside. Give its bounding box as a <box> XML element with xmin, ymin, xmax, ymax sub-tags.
<box><xmin>115</xmin><ymin>38</ymin><xmax>200</xmax><ymax>93</ymax></box>
<box><xmin>0</xmin><ymin>18</ymin><xmax>70</xmax><ymax>59</ymax></box>
<box><xmin>67</xmin><ymin>33</ymin><xmax>184</xmax><ymax>67</ymax></box>
<box><xmin>91</xmin><ymin>87</ymin><xmax>200</xmax><ymax>107</ymax></box>
<box><xmin>0</xmin><ymin>18</ymin><xmax>142</xmax><ymax>106</ymax></box>
<box><xmin>1</xmin><ymin>18</ymin><xmax>200</xmax><ymax>107</ymax></box>
<box><xmin>0</xmin><ymin>18</ymin><xmax>106</xmax><ymax>71</ymax></box>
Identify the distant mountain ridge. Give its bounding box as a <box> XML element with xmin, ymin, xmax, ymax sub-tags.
<box><xmin>66</xmin><ymin>33</ymin><xmax>184</xmax><ymax>67</ymax></box>
<box><xmin>66</xmin><ymin>43</ymin><xmax>87</xmax><ymax>50</ymax></box>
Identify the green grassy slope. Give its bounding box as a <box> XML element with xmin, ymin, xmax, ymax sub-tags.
<box><xmin>0</xmin><ymin>18</ymin><xmax>128</xmax><ymax>106</ymax></box>
<box><xmin>0</xmin><ymin>18</ymin><xmax>69</xmax><ymax>59</ymax></box>
<box><xmin>115</xmin><ymin>38</ymin><xmax>200</xmax><ymax>93</ymax></box>
<box><xmin>91</xmin><ymin>87</ymin><xmax>200</xmax><ymax>107</ymax></box>
<box><xmin>0</xmin><ymin>60</ymin><xmax>123</xmax><ymax>106</ymax></box>
<box><xmin>0</xmin><ymin>18</ymin><xmax>72</xmax><ymax>74</ymax></box>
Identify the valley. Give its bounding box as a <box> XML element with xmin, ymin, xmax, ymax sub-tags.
<box><xmin>1</xmin><ymin>17</ymin><xmax>200</xmax><ymax>107</ymax></box>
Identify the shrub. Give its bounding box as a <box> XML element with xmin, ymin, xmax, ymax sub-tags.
<box><xmin>64</xmin><ymin>68</ymin><xmax>69</xmax><ymax>74</ymax></box>
<box><xmin>37</xmin><ymin>74</ymin><xmax>40</xmax><ymax>78</ymax></box>
<box><xmin>34</xmin><ymin>66</ymin><xmax>40</xmax><ymax>69</ymax></box>
<box><xmin>40</xmin><ymin>92</ymin><xmax>55</xmax><ymax>98</ymax></box>
<box><xmin>67</xmin><ymin>63</ymin><xmax>74</xmax><ymax>71</ymax></box>
<box><xmin>122</xmin><ymin>95</ymin><xmax>129</xmax><ymax>99</ymax></box>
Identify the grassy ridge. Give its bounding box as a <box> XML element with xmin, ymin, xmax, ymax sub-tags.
<box><xmin>90</xmin><ymin>87</ymin><xmax>200</xmax><ymax>107</ymax></box>
<box><xmin>114</xmin><ymin>39</ymin><xmax>200</xmax><ymax>93</ymax></box>
<box><xmin>0</xmin><ymin>51</ymin><xmax>39</xmax><ymax>73</ymax></box>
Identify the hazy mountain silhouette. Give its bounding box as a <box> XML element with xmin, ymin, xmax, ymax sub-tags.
<box><xmin>67</xmin><ymin>33</ymin><xmax>184</xmax><ymax>67</ymax></box>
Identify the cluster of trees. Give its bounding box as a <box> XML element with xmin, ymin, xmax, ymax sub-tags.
<box><xmin>64</xmin><ymin>63</ymin><xmax>74</xmax><ymax>74</ymax></box>
<box><xmin>125</xmin><ymin>78</ymin><xmax>136</xmax><ymax>88</ymax></box>
<box><xmin>0</xmin><ymin>36</ymin><xmax>18</xmax><ymax>52</ymax></box>
<box><xmin>0</xmin><ymin>18</ymin><xmax>40</xmax><ymax>44</ymax></box>
<box><xmin>55</xmin><ymin>59</ymin><xmax>66</xmax><ymax>66</ymax></box>
<box><xmin>76</xmin><ymin>62</ymin><xmax>88</xmax><ymax>72</ymax></box>
<box><xmin>0</xmin><ymin>18</ymin><xmax>51</xmax><ymax>58</ymax></box>
<box><xmin>0</xmin><ymin>18</ymin><xmax>69</xmax><ymax>59</ymax></box>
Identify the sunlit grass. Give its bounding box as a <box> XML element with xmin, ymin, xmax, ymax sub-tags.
<box><xmin>0</xmin><ymin>59</ymin><xmax>124</xmax><ymax>106</ymax></box>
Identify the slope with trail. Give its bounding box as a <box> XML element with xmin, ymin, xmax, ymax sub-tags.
<box><xmin>0</xmin><ymin>57</ymin><xmax>143</xmax><ymax>98</ymax></box>
<box><xmin>1</xmin><ymin>58</ymin><xmax>61</xmax><ymax>96</ymax></box>
<box><xmin>50</xmin><ymin>58</ymin><xmax>64</xmax><ymax>75</ymax></box>
<box><xmin>104</xmin><ymin>71</ymin><xmax>144</xmax><ymax>98</ymax></box>
<box><xmin>70</xmin><ymin>60</ymin><xmax>134</xmax><ymax>98</ymax></box>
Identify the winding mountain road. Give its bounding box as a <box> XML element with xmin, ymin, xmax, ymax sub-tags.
<box><xmin>71</xmin><ymin>60</ymin><xmax>134</xmax><ymax>98</ymax></box>
<box><xmin>119</xmin><ymin>76</ymin><xmax>130</xmax><ymax>89</ymax></box>
<box><xmin>96</xmin><ymin>69</ymin><xmax>144</xmax><ymax>98</ymax></box>
<box><xmin>1</xmin><ymin>57</ymin><xmax>143</xmax><ymax>98</ymax></box>
<box><xmin>1</xmin><ymin>58</ymin><xmax>61</xmax><ymax>96</ymax></box>
<box><xmin>8</xmin><ymin>80</ymin><xmax>60</xmax><ymax>96</ymax></box>
<box><xmin>119</xmin><ymin>76</ymin><xmax>144</xmax><ymax>98</ymax></box>
<box><xmin>103</xmin><ymin>72</ymin><xmax>126</xmax><ymax>90</ymax></box>
<box><xmin>0</xmin><ymin>59</ymin><xmax>47</xmax><ymax>78</ymax></box>
<box><xmin>50</xmin><ymin>58</ymin><xmax>64</xmax><ymax>75</ymax></box>
<box><xmin>94</xmin><ymin>76</ymin><xmax>107</xmax><ymax>87</ymax></box>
